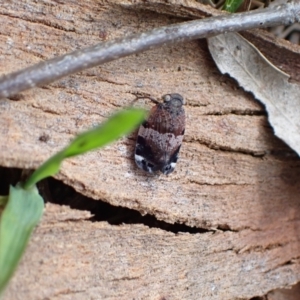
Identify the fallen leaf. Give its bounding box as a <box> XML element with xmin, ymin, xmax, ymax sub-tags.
<box><xmin>208</xmin><ymin>32</ymin><xmax>300</xmax><ymax>156</ymax></box>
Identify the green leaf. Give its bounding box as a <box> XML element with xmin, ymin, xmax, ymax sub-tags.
<box><xmin>223</xmin><ymin>0</ymin><xmax>244</xmax><ymax>12</ymax></box>
<box><xmin>0</xmin><ymin>107</ymin><xmax>145</xmax><ymax>295</ymax></box>
<box><xmin>0</xmin><ymin>184</ymin><xmax>44</xmax><ymax>295</ymax></box>
<box><xmin>63</xmin><ymin>108</ymin><xmax>146</xmax><ymax>157</ymax></box>
<box><xmin>23</xmin><ymin>108</ymin><xmax>146</xmax><ymax>189</ymax></box>
<box><xmin>22</xmin><ymin>151</ymin><xmax>65</xmax><ymax>191</ymax></box>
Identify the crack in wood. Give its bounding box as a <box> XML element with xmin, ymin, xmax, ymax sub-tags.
<box><xmin>42</xmin><ymin>176</ymin><xmax>238</xmax><ymax>235</ymax></box>
<box><xmin>202</xmin><ymin>109</ymin><xmax>267</xmax><ymax>116</ymax></box>
<box><xmin>264</xmin><ymin>257</ymin><xmax>300</xmax><ymax>274</ymax></box>
<box><xmin>184</xmin><ymin>137</ymin><xmax>267</xmax><ymax>157</ymax></box>
<box><xmin>0</xmin><ymin>12</ymin><xmax>76</xmax><ymax>33</ymax></box>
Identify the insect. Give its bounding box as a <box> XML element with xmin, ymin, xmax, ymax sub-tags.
<box><xmin>134</xmin><ymin>93</ymin><xmax>185</xmax><ymax>175</ymax></box>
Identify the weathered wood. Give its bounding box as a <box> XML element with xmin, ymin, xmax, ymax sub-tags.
<box><xmin>268</xmin><ymin>282</ymin><xmax>300</xmax><ymax>300</ymax></box>
<box><xmin>1</xmin><ymin>0</ymin><xmax>300</xmax><ymax>298</ymax></box>
<box><xmin>2</xmin><ymin>204</ymin><xmax>300</xmax><ymax>300</ymax></box>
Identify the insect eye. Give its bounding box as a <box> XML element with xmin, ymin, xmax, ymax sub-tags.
<box><xmin>163</xmin><ymin>94</ymin><xmax>171</xmax><ymax>102</ymax></box>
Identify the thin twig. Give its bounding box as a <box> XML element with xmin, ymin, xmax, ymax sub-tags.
<box><xmin>0</xmin><ymin>1</ymin><xmax>299</xmax><ymax>99</ymax></box>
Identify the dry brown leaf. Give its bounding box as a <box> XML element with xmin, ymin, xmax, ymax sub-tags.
<box><xmin>208</xmin><ymin>32</ymin><xmax>300</xmax><ymax>155</ymax></box>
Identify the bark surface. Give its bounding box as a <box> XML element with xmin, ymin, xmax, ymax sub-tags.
<box><xmin>1</xmin><ymin>0</ymin><xmax>300</xmax><ymax>299</ymax></box>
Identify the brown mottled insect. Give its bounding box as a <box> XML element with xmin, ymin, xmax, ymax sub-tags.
<box><xmin>135</xmin><ymin>93</ymin><xmax>185</xmax><ymax>175</ymax></box>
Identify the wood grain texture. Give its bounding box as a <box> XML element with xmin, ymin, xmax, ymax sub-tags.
<box><xmin>268</xmin><ymin>282</ymin><xmax>300</xmax><ymax>300</ymax></box>
<box><xmin>1</xmin><ymin>0</ymin><xmax>300</xmax><ymax>298</ymax></box>
<box><xmin>3</xmin><ymin>204</ymin><xmax>300</xmax><ymax>300</ymax></box>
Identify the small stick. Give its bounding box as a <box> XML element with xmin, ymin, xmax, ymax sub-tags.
<box><xmin>0</xmin><ymin>1</ymin><xmax>299</xmax><ymax>99</ymax></box>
